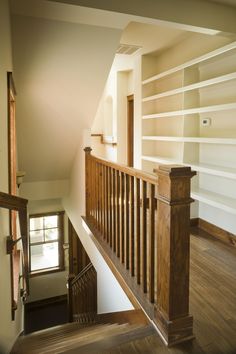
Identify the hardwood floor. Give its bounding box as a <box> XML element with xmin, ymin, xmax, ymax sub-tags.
<box><xmin>12</xmin><ymin>229</ymin><xmax>236</xmax><ymax>354</ymax></box>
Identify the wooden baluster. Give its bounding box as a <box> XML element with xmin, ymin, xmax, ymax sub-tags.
<box><xmin>155</xmin><ymin>165</ymin><xmax>196</xmax><ymax>346</ymax></box>
<box><xmin>106</xmin><ymin>166</ymin><xmax>109</xmax><ymax>243</ymax></box>
<box><xmin>120</xmin><ymin>172</ymin><xmax>125</xmax><ymax>263</ymax></box>
<box><xmin>130</xmin><ymin>176</ymin><xmax>135</xmax><ymax>276</ymax></box>
<box><xmin>103</xmin><ymin>166</ymin><xmax>107</xmax><ymax>240</ymax></box>
<box><xmin>101</xmin><ymin>164</ymin><xmax>105</xmax><ymax>238</ymax></box>
<box><xmin>84</xmin><ymin>147</ymin><xmax>92</xmax><ymax>218</ymax></box>
<box><xmin>136</xmin><ymin>178</ymin><xmax>141</xmax><ymax>284</ymax></box>
<box><xmin>95</xmin><ymin>162</ymin><xmax>98</xmax><ymax>228</ymax></box>
<box><xmin>148</xmin><ymin>183</ymin><xmax>155</xmax><ymax>303</ymax></box>
<box><xmin>116</xmin><ymin>170</ymin><xmax>120</xmax><ymax>257</ymax></box>
<box><xmin>109</xmin><ymin>167</ymin><xmax>113</xmax><ymax>247</ymax></box>
<box><xmin>112</xmin><ymin>168</ymin><xmax>116</xmax><ymax>252</ymax></box>
<box><xmin>125</xmin><ymin>174</ymin><xmax>130</xmax><ymax>269</ymax></box>
<box><xmin>142</xmin><ymin>180</ymin><xmax>147</xmax><ymax>293</ymax></box>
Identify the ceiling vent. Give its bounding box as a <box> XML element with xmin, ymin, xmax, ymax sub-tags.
<box><xmin>116</xmin><ymin>44</ymin><xmax>142</xmax><ymax>55</ymax></box>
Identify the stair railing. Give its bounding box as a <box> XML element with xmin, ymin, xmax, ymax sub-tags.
<box><xmin>0</xmin><ymin>191</ymin><xmax>29</xmax><ymax>318</ymax></box>
<box><xmin>84</xmin><ymin>147</ymin><xmax>196</xmax><ymax>346</ymax></box>
<box><xmin>68</xmin><ymin>262</ymin><xmax>97</xmax><ymax>324</ymax></box>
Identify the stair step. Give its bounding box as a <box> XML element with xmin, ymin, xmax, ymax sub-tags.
<box><xmin>11</xmin><ymin>321</ymin><xmax>154</xmax><ymax>354</ymax></box>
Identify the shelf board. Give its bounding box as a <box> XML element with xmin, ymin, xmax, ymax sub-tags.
<box><xmin>142</xmin><ymin>136</ymin><xmax>236</xmax><ymax>145</ymax></box>
<box><xmin>192</xmin><ymin>188</ymin><xmax>236</xmax><ymax>215</ymax></box>
<box><xmin>141</xmin><ymin>155</ymin><xmax>182</xmax><ymax>165</ymax></box>
<box><xmin>142</xmin><ymin>72</ymin><xmax>236</xmax><ymax>102</ymax></box>
<box><xmin>142</xmin><ymin>41</ymin><xmax>236</xmax><ymax>85</ymax></box>
<box><xmin>142</xmin><ymin>155</ymin><xmax>236</xmax><ymax>179</ymax></box>
<box><xmin>142</xmin><ymin>102</ymin><xmax>236</xmax><ymax>119</ymax></box>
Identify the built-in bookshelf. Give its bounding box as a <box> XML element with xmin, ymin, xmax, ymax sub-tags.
<box><xmin>141</xmin><ymin>40</ymin><xmax>236</xmax><ymax>233</ymax></box>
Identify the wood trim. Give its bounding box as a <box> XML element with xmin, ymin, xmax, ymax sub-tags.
<box><xmin>29</xmin><ymin>211</ymin><xmax>65</xmax><ymax>275</ymax></box>
<box><xmin>192</xmin><ymin>218</ymin><xmax>236</xmax><ymax>248</ymax></box>
<box><xmin>190</xmin><ymin>218</ymin><xmax>199</xmax><ymax>227</ymax></box>
<box><xmin>96</xmin><ymin>309</ymin><xmax>149</xmax><ymax>325</ymax></box>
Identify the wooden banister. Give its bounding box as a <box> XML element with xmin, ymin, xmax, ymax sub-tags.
<box><xmin>0</xmin><ymin>191</ymin><xmax>29</xmax><ymax>313</ymax></box>
<box><xmin>68</xmin><ymin>262</ymin><xmax>97</xmax><ymax>324</ymax></box>
<box><xmin>84</xmin><ymin>148</ymin><xmax>196</xmax><ymax>346</ymax></box>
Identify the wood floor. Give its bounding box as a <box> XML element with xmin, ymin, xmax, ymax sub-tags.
<box><xmin>12</xmin><ymin>229</ymin><xmax>236</xmax><ymax>354</ymax></box>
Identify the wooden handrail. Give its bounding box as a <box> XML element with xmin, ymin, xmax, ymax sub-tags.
<box><xmin>84</xmin><ymin>147</ymin><xmax>196</xmax><ymax>346</ymax></box>
<box><xmin>0</xmin><ymin>192</ymin><xmax>29</xmax><ymax>298</ymax></box>
<box><xmin>68</xmin><ymin>262</ymin><xmax>97</xmax><ymax>324</ymax></box>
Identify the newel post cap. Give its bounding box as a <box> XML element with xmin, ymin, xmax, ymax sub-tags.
<box><xmin>84</xmin><ymin>147</ymin><xmax>92</xmax><ymax>154</ymax></box>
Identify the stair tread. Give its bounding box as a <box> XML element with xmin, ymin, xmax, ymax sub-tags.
<box><xmin>12</xmin><ymin>322</ymin><xmax>149</xmax><ymax>354</ymax></box>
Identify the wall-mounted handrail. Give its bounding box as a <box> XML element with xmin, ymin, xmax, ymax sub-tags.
<box><xmin>84</xmin><ymin>147</ymin><xmax>196</xmax><ymax>346</ymax></box>
<box><xmin>0</xmin><ymin>192</ymin><xmax>29</xmax><ymax>297</ymax></box>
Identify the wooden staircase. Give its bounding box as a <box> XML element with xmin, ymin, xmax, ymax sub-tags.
<box><xmin>11</xmin><ymin>321</ymin><xmax>154</xmax><ymax>354</ymax></box>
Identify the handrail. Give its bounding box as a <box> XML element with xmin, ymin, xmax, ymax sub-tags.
<box><xmin>85</xmin><ymin>148</ymin><xmax>158</xmax><ymax>185</ymax></box>
<box><xmin>68</xmin><ymin>262</ymin><xmax>97</xmax><ymax>324</ymax></box>
<box><xmin>71</xmin><ymin>262</ymin><xmax>93</xmax><ymax>286</ymax></box>
<box><xmin>0</xmin><ymin>191</ymin><xmax>29</xmax><ymax>298</ymax></box>
<box><xmin>84</xmin><ymin>147</ymin><xmax>196</xmax><ymax>346</ymax></box>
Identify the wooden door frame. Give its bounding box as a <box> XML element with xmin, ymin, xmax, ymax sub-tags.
<box><xmin>127</xmin><ymin>94</ymin><xmax>134</xmax><ymax>167</ymax></box>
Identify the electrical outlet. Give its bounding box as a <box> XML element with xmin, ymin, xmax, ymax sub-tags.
<box><xmin>201</xmin><ymin>117</ymin><xmax>211</xmax><ymax>127</ymax></box>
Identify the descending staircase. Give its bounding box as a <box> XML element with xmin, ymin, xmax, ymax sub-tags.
<box><xmin>11</xmin><ymin>321</ymin><xmax>154</xmax><ymax>354</ymax></box>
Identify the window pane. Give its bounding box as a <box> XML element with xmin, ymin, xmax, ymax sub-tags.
<box><xmin>44</xmin><ymin>215</ymin><xmax>58</xmax><ymax>229</ymax></box>
<box><xmin>30</xmin><ymin>230</ymin><xmax>44</xmax><ymax>243</ymax></box>
<box><xmin>31</xmin><ymin>242</ymin><xmax>59</xmax><ymax>271</ymax></box>
<box><xmin>30</xmin><ymin>217</ymin><xmax>43</xmax><ymax>231</ymax></box>
<box><xmin>45</xmin><ymin>228</ymin><xmax>58</xmax><ymax>241</ymax></box>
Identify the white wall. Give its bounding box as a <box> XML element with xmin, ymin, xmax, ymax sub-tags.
<box><xmin>20</xmin><ymin>181</ymin><xmax>69</xmax><ymax>303</ymax></box>
<box><xmin>63</xmin><ymin>131</ymin><xmax>134</xmax><ymax>314</ymax></box>
<box><xmin>0</xmin><ymin>1</ymin><xmax>24</xmax><ymax>353</ymax></box>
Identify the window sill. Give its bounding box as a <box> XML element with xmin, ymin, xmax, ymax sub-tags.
<box><xmin>30</xmin><ymin>267</ymin><xmax>66</xmax><ymax>278</ymax></box>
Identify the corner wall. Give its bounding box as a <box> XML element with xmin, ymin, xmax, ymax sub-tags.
<box><xmin>0</xmin><ymin>1</ymin><xmax>24</xmax><ymax>353</ymax></box>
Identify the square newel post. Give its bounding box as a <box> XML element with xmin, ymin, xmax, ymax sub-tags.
<box><xmin>84</xmin><ymin>147</ymin><xmax>92</xmax><ymax>218</ymax></box>
<box><xmin>154</xmin><ymin>165</ymin><xmax>196</xmax><ymax>346</ymax></box>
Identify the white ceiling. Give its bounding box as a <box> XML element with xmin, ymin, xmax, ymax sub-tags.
<box><xmin>10</xmin><ymin>0</ymin><xmax>236</xmax><ymax>183</ymax></box>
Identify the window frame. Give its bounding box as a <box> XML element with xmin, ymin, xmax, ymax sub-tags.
<box><xmin>29</xmin><ymin>211</ymin><xmax>65</xmax><ymax>277</ymax></box>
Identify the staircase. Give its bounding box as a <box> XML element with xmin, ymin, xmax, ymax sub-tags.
<box><xmin>11</xmin><ymin>321</ymin><xmax>154</xmax><ymax>354</ymax></box>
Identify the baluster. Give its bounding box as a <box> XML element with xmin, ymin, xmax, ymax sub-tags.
<box><xmin>130</xmin><ymin>176</ymin><xmax>135</xmax><ymax>276</ymax></box>
<box><xmin>109</xmin><ymin>167</ymin><xmax>113</xmax><ymax>247</ymax></box>
<box><xmin>125</xmin><ymin>174</ymin><xmax>130</xmax><ymax>269</ymax></box>
<box><xmin>142</xmin><ymin>180</ymin><xmax>147</xmax><ymax>293</ymax></box>
<box><xmin>148</xmin><ymin>183</ymin><xmax>155</xmax><ymax>302</ymax></box>
<box><xmin>105</xmin><ymin>166</ymin><xmax>109</xmax><ymax>243</ymax></box>
<box><xmin>120</xmin><ymin>172</ymin><xmax>125</xmax><ymax>263</ymax></box>
<box><xmin>116</xmin><ymin>170</ymin><xmax>120</xmax><ymax>257</ymax></box>
<box><xmin>101</xmin><ymin>164</ymin><xmax>105</xmax><ymax>238</ymax></box>
<box><xmin>112</xmin><ymin>168</ymin><xmax>116</xmax><ymax>252</ymax></box>
<box><xmin>136</xmin><ymin>178</ymin><xmax>141</xmax><ymax>284</ymax></box>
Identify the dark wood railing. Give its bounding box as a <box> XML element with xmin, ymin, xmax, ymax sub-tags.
<box><xmin>68</xmin><ymin>262</ymin><xmax>97</xmax><ymax>324</ymax></box>
<box><xmin>84</xmin><ymin>147</ymin><xmax>196</xmax><ymax>346</ymax></box>
<box><xmin>0</xmin><ymin>191</ymin><xmax>29</xmax><ymax>317</ymax></box>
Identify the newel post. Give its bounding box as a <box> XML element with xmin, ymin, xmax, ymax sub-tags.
<box><xmin>154</xmin><ymin>165</ymin><xmax>196</xmax><ymax>346</ymax></box>
<box><xmin>84</xmin><ymin>147</ymin><xmax>92</xmax><ymax>218</ymax></box>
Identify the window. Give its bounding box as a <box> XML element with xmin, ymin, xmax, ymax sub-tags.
<box><xmin>29</xmin><ymin>212</ymin><xmax>65</xmax><ymax>275</ymax></box>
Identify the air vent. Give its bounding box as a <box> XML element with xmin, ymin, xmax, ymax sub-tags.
<box><xmin>116</xmin><ymin>44</ymin><xmax>141</xmax><ymax>55</ymax></box>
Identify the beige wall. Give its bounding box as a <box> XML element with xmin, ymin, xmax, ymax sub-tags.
<box><xmin>0</xmin><ymin>1</ymin><xmax>24</xmax><ymax>353</ymax></box>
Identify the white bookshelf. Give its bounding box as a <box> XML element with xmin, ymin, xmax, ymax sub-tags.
<box><xmin>191</xmin><ymin>188</ymin><xmax>236</xmax><ymax>215</ymax></box>
<box><xmin>141</xmin><ymin>39</ymin><xmax>236</xmax><ymax>233</ymax></box>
